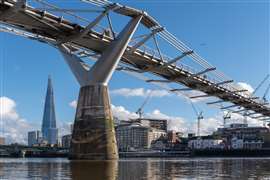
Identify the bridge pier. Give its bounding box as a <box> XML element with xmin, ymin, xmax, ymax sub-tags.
<box><xmin>69</xmin><ymin>85</ymin><xmax>117</xmax><ymax>160</ymax></box>
<box><xmin>59</xmin><ymin>15</ymin><xmax>142</xmax><ymax>160</ymax></box>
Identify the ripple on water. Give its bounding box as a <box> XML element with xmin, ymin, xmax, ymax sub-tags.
<box><xmin>0</xmin><ymin>158</ymin><xmax>269</xmax><ymax>179</ymax></box>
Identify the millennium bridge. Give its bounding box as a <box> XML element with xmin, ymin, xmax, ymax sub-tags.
<box><xmin>0</xmin><ymin>0</ymin><xmax>269</xmax><ymax>160</ymax></box>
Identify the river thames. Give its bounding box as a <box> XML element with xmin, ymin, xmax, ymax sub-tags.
<box><xmin>0</xmin><ymin>158</ymin><xmax>270</xmax><ymax>179</ymax></box>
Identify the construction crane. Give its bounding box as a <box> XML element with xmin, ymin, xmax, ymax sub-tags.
<box><xmin>197</xmin><ymin>111</ymin><xmax>204</xmax><ymax>137</ymax></box>
<box><xmin>190</xmin><ymin>101</ymin><xmax>203</xmax><ymax>137</ymax></box>
<box><xmin>262</xmin><ymin>83</ymin><xmax>270</xmax><ymax>103</ymax></box>
<box><xmin>242</xmin><ymin>74</ymin><xmax>269</xmax><ymax>124</ymax></box>
<box><xmin>223</xmin><ymin>111</ymin><xmax>231</xmax><ymax>128</ymax></box>
<box><xmin>251</xmin><ymin>74</ymin><xmax>269</xmax><ymax>96</ymax></box>
<box><xmin>262</xmin><ymin>83</ymin><xmax>270</xmax><ymax>129</ymax></box>
<box><xmin>135</xmin><ymin>91</ymin><xmax>153</xmax><ymax>119</ymax></box>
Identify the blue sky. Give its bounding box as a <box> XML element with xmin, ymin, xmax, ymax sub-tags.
<box><xmin>0</xmin><ymin>0</ymin><xmax>269</xmax><ymax>140</ymax></box>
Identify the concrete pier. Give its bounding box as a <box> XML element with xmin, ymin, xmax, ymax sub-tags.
<box><xmin>69</xmin><ymin>85</ymin><xmax>118</xmax><ymax>160</ymax></box>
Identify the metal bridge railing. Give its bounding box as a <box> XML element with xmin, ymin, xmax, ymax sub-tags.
<box><xmin>29</xmin><ymin>0</ymin><xmax>255</xmax><ymax>100</ymax></box>
<box><xmin>7</xmin><ymin>0</ymin><xmax>265</xmax><ymax>110</ymax></box>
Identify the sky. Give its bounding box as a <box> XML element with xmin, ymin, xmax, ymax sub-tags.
<box><xmin>0</xmin><ymin>0</ymin><xmax>269</xmax><ymax>144</ymax></box>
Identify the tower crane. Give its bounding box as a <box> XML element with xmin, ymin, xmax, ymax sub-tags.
<box><xmin>262</xmin><ymin>83</ymin><xmax>270</xmax><ymax>127</ymax></box>
<box><xmin>190</xmin><ymin>101</ymin><xmax>203</xmax><ymax>137</ymax></box>
<box><xmin>135</xmin><ymin>91</ymin><xmax>153</xmax><ymax>119</ymax></box>
<box><xmin>262</xmin><ymin>83</ymin><xmax>270</xmax><ymax>103</ymax></box>
<box><xmin>197</xmin><ymin>112</ymin><xmax>204</xmax><ymax>137</ymax></box>
<box><xmin>223</xmin><ymin>111</ymin><xmax>231</xmax><ymax>128</ymax></box>
<box><xmin>242</xmin><ymin>74</ymin><xmax>269</xmax><ymax>124</ymax></box>
<box><xmin>251</xmin><ymin>74</ymin><xmax>269</xmax><ymax>96</ymax></box>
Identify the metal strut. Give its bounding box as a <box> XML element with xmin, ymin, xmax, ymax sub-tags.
<box><xmin>61</xmin><ymin>5</ymin><xmax>118</xmax><ymax>43</ymax></box>
<box><xmin>59</xmin><ymin>15</ymin><xmax>143</xmax><ymax>86</ymax></box>
<box><xmin>129</xmin><ymin>27</ymin><xmax>164</xmax><ymax>53</ymax></box>
<box><xmin>166</xmin><ymin>50</ymin><xmax>193</xmax><ymax>65</ymax></box>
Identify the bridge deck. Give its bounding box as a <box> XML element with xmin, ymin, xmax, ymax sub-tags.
<box><xmin>0</xmin><ymin>0</ymin><xmax>269</xmax><ymax>118</ymax></box>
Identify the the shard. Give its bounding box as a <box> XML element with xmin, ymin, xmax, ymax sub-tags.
<box><xmin>41</xmin><ymin>76</ymin><xmax>58</xmax><ymax>145</ymax></box>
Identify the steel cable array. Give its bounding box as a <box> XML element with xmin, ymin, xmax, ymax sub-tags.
<box><xmin>26</xmin><ymin>0</ymin><xmax>268</xmax><ymax>109</ymax></box>
<box><xmin>81</xmin><ymin>0</ymin><xmax>248</xmax><ymax>96</ymax></box>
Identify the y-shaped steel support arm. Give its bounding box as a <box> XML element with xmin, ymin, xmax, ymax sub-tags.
<box><xmin>59</xmin><ymin>15</ymin><xmax>143</xmax><ymax>86</ymax></box>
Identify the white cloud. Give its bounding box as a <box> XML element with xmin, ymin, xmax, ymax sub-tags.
<box><xmin>68</xmin><ymin>100</ymin><xmax>140</xmax><ymax>121</ymax></box>
<box><xmin>0</xmin><ymin>97</ymin><xmax>19</xmax><ymax>120</ymax></box>
<box><xmin>199</xmin><ymin>117</ymin><xmax>221</xmax><ymax>135</ymax></box>
<box><xmin>110</xmin><ymin>105</ymin><xmax>195</xmax><ymax>135</ymax></box>
<box><xmin>68</xmin><ymin>100</ymin><xmax>188</xmax><ymax>132</ymax></box>
<box><xmin>143</xmin><ymin>109</ymin><xmax>219</xmax><ymax>135</ymax></box>
<box><xmin>68</xmin><ymin>99</ymin><xmax>265</xmax><ymax>136</ymax></box>
<box><xmin>110</xmin><ymin>87</ymin><xmax>213</xmax><ymax>104</ymax></box>
<box><xmin>110</xmin><ymin>88</ymin><xmax>171</xmax><ymax>98</ymax></box>
<box><xmin>69</xmin><ymin>100</ymin><xmax>77</xmax><ymax>109</ymax></box>
<box><xmin>0</xmin><ymin>97</ymin><xmax>74</xmax><ymax>145</ymax></box>
<box><xmin>120</xmin><ymin>70</ymin><xmax>214</xmax><ymax>104</ymax></box>
<box><xmin>0</xmin><ymin>97</ymin><xmax>37</xmax><ymax>144</ymax></box>
<box><xmin>111</xmin><ymin>105</ymin><xmax>189</xmax><ymax>132</ymax></box>
<box><xmin>111</xmin><ymin>105</ymin><xmax>139</xmax><ymax>120</ymax></box>
<box><xmin>237</xmin><ymin>82</ymin><xmax>254</xmax><ymax>94</ymax></box>
<box><xmin>145</xmin><ymin>109</ymin><xmax>188</xmax><ymax>133</ymax></box>
<box><xmin>58</xmin><ymin>121</ymin><xmax>73</xmax><ymax>137</ymax></box>
<box><xmin>228</xmin><ymin>112</ymin><xmax>263</xmax><ymax>127</ymax></box>
<box><xmin>196</xmin><ymin>111</ymin><xmax>264</xmax><ymax>135</ymax></box>
<box><xmin>112</xmin><ymin>106</ymin><xmax>265</xmax><ymax>136</ymax></box>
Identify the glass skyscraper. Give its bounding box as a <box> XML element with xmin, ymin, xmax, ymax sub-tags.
<box><xmin>41</xmin><ymin>76</ymin><xmax>58</xmax><ymax>145</ymax></box>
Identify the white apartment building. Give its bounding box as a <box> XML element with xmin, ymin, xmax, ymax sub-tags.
<box><xmin>188</xmin><ymin>139</ymin><xmax>224</xmax><ymax>150</ymax></box>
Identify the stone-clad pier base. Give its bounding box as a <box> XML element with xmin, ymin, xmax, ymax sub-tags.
<box><xmin>69</xmin><ymin>85</ymin><xmax>118</xmax><ymax>160</ymax></box>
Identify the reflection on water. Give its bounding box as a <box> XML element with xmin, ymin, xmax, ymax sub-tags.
<box><xmin>71</xmin><ymin>161</ymin><xmax>117</xmax><ymax>180</ymax></box>
<box><xmin>0</xmin><ymin>158</ymin><xmax>269</xmax><ymax>179</ymax></box>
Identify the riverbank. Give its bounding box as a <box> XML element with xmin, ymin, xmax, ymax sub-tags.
<box><xmin>120</xmin><ymin>149</ymin><xmax>270</xmax><ymax>158</ymax></box>
<box><xmin>2</xmin><ymin>147</ymin><xmax>270</xmax><ymax>158</ymax></box>
<box><xmin>191</xmin><ymin>149</ymin><xmax>270</xmax><ymax>157</ymax></box>
<box><xmin>119</xmin><ymin>151</ymin><xmax>190</xmax><ymax>158</ymax></box>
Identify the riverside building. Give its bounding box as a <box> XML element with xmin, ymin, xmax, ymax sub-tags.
<box><xmin>28</xmin><ymin>130</ymin><xmax>41</xmax><ymax>146</ymax></box>
<box><xmin>116</xmin><ymin>120</ymin><xmax>166</xmax><ymax>152</ymax></box>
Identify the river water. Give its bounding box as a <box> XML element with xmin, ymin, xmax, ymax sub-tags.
<box><xmin>0</xmin><ymin>158</ymin><xmax>269</xmax><ymax>179</ymax></box>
